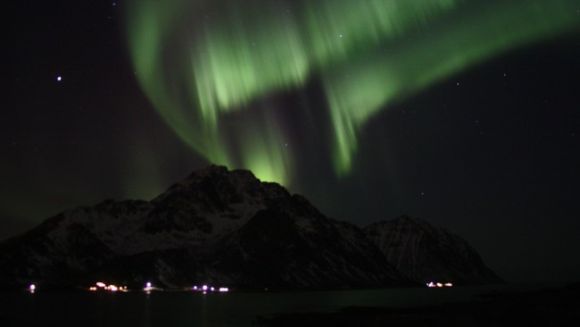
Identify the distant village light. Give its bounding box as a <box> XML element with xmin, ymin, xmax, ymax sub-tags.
<box><xmin>427</xmin><ymin>281</ymin><xmax>454</xmax><ymax>288</ymax></box>
<box><xmin>144</xmin><ymin>282</ymin><xmax>155</xmax><ymax>292</ymax></box>
<box><xmin>90</xmin><ymin>282</ymin><xmax>128</xmax><ymax>293</ymax></box>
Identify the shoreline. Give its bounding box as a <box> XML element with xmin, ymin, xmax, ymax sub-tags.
<box><xmin>255</xmin><ymin>283</ymin><xmax>580</xmax><ymax>326</ymax></box>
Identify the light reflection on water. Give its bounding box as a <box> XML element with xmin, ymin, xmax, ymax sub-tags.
<box><xmin>0</xmin><ymin>285</ymin><xmax>540</xmax><ymax>327</ymax></box>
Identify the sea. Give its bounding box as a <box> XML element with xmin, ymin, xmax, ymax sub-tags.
<box><xmin>0</xmin><ymin>284</ymin><xmax>553</xmax><ymax>327</ymax></box>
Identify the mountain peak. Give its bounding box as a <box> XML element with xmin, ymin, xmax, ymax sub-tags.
<box><xmin>187</xmin><ymin>164</ymin><xmax>230</xmax><ymax>178</ymax></box>
<box><xmin>364</xmin><ymin>216</ymin><xmax>501</xmax><ymax>284</ymax></box>
<box><xmin>390</xmin><ymin>215</ymin><xmax>424</xmax><ymax>225</ymax></box>
<box><xmin>183</xmin><ymin>165</ymin><xmax>285</xmax><ymax>194</ymax></box>
<box><xmin>153</xmin><ymin>165</ymin><xmax>288</xmax><ymax>205</ymax></box>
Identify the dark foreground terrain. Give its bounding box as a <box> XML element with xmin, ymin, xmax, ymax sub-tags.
<box><xmin>256</xmin><ymin>283</ymin><xmax>580</xmax><ymax>327</ymax></box>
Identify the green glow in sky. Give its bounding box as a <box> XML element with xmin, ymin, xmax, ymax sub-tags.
<box><xmin>126</xmin><ymin>0</ymin><xmax>580</xmax><ymax>184</ymax></box>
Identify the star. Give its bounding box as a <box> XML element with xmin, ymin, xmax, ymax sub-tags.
<box><xmin>56</xmin><ymin>76</ymin><xmax>62</xmax><ymax>82</ymax></box>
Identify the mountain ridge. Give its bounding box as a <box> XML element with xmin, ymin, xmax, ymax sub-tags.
<box><xmin>0</xmin><ymin>166</ymin><xmax>499</xmax><ymax>290</ymax></box>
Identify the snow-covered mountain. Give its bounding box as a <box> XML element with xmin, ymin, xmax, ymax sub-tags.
<box><xmin>364</xmin><ymin>216</ymin><xmax>501</xmax><ymax>284</ymax></box>
<box><xmin>0</xmin><ymin>166</ymin><xmax>407</xmax><ymax>290</ymax></box>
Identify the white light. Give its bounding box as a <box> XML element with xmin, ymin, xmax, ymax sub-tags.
<box><xmin>436</xmin><ymin>283</ymin><xmax>443</xmax><ymax>288</ymax></box>
<box><xmin>218</xmin><ymin>287</ymin><xmax>229</xmax><ymax>293</ymax></box>
<box><xmin>193</xmin><ymin>286</ymin><xmax>198</xmax><ymax>290</ymax></box>
<box><xmin>56</xmin><ymin>76</ymin><xmax>62</xmax><ymax>82</ymax></box>
<box><xmin>144</xmin><ymin>282</ymin><xmax>157</xmax><ymax>292</ymax></box>
<box><xmin>210</xmin><ymin>287</ymin><xmax>215</xmax><ymax>292</ymax></box>
<box><xmin>202</xmin><ymin>285</ymin><xmax>208</xmax><ymax>291</ymax></box>
<box><xmin>29</xmin><ymin>284</ymin><xmax>36</xmax><ymax>293</ymax></box>
<box><xmin>445</xmin><ymin>282</ymin><xmax>454</xmax><ymax>287</ymax></box>
<box><xmin>96</xmin><ymin>282</ymin><xmax>106</xmax><ymax>288</ymax></box>
<box><xmin>426</xmin><ymin>282</ymin><xmax>436</xmax><ymax>288</ymax></box>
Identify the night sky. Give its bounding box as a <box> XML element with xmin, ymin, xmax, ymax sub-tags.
<box><xmin>4</xmin><ymin>0</ymin><xmax>580</xmax><ymax>282</ymax></box>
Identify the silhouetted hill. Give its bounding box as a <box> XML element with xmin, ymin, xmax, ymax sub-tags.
<box><xmin>364</xmin><ymin>215</ymin><xmax>501</xmax><ymax>284</ymax></box>
<box><xmin>0</xmin><ymin>166</ymin><xmax>407</xmax><ymax>290</ymax></box>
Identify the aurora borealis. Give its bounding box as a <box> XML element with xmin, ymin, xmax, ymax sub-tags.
<box><xmin>3</xmin><ymin>0</ymin><xmax>580</xmax><ymax>282</ymax></box>
<box><xmin>127</xmin><ymin>0</ymin><xmax>580</xmax><ymax>183</ymax></box>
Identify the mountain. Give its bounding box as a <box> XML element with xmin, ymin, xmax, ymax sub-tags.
<box><xmin>0</xmin><ymin>165</ymin><xmax>407</xmax><ymax>290</ymax></box>
<box><xmin>364</xmin><ymin>215</ymin><xmax>502</xmax><ymax>284</ymax></box>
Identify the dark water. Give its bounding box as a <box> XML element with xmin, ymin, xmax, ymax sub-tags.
<box><xmin>0</xmin><ymin>285</ymin><xmax>544</xmax><ymax>327</ymax></box>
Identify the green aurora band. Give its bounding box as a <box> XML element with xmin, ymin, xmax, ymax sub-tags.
<box><xmin>126</xmin><ymin>0</ymin><xmax>580</xmax><ymax>185</ymax></box>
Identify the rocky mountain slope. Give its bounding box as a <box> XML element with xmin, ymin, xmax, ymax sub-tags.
<box><xmin>364</xmin><ymin>216</ymin><xmax>502</xmax><ymax>284</ymax></box>
<box><xmin>0</xmin><ymin>166</ymin><xmax>407</xmax><ymax>290</ymax></box>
